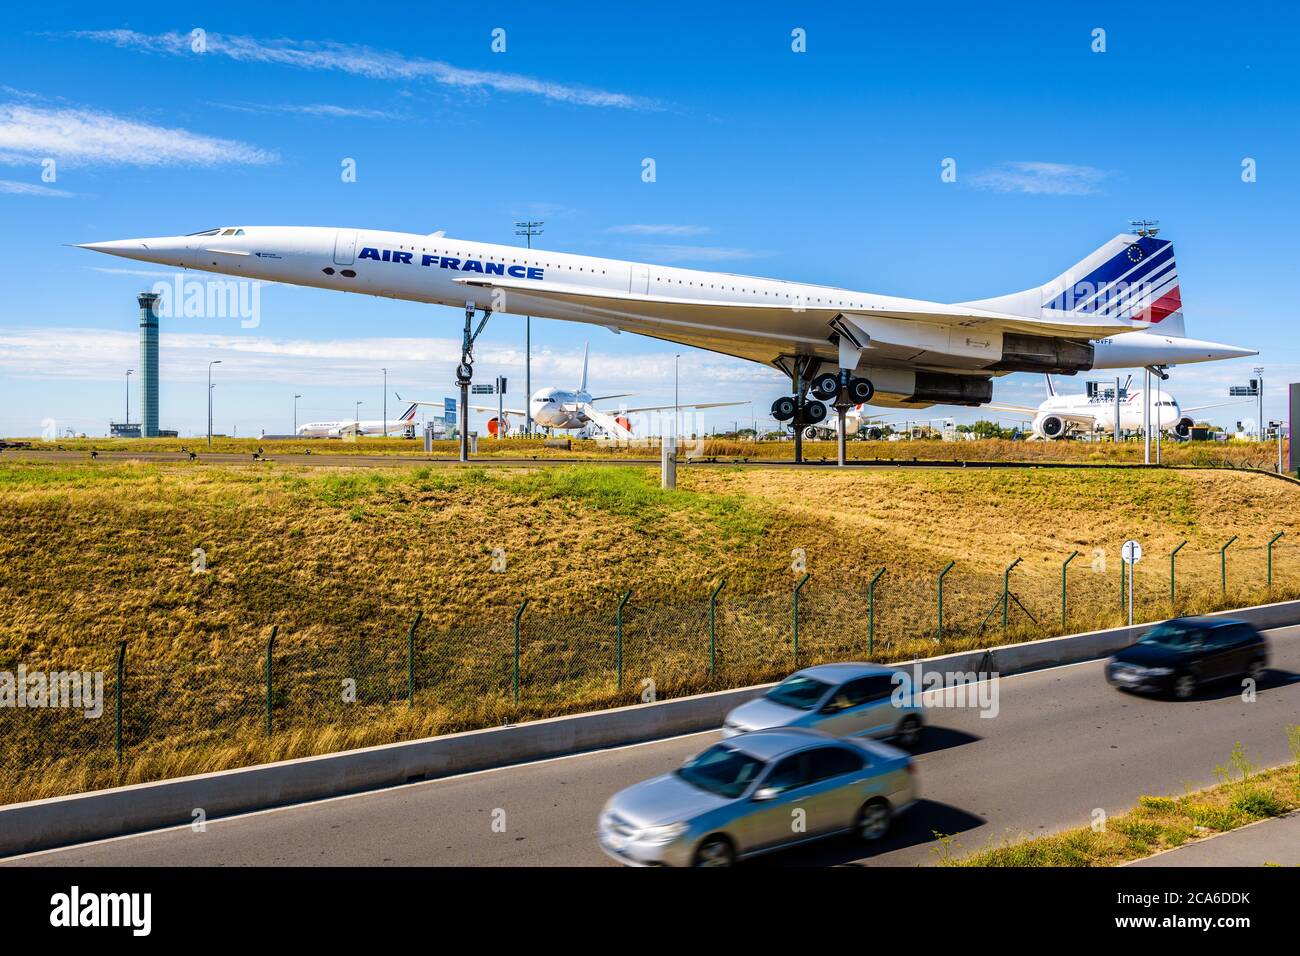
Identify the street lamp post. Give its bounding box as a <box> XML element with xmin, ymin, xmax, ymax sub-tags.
<box><xmin>293</xmin><ymin>394</ymin><xmax>301</xmax><ymax>434</ymax></box>
<box><xmin>674</xmin><ymin>354</ymin><xmax>680</xmax><ymax>440</ymax></box>
<box><xmin>207</xmin><ymin>360</ymin><xmax>221</xmax><ymax>448</ymax></box>
<box><xmin>515</xmin><ymin>221</ymin><xmax>544</xmax><ymax>435</ymax></box>
<box><xmin>125</xmin><ymin>369</ymin><xmax>133</xmax><ymax>430</ymax></box>
<box><xmin>355</xmin><ymin>401</ymin><xmax>363</xmax><ymax>433</ymax></box>
<box><xmin>381</xmin><ymin>368</ymin><xmax>388</xmax><ymax>438</ymax></box>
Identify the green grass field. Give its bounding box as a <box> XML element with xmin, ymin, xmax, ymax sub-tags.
<box><xmin>2</xmin><ymin>458</ymin><xmax>1298</xmax><ymax>805</ymax></box>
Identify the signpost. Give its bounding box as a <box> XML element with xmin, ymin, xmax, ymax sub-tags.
<box><xmin>1122</xmin><ymin>539</ymin><xmax>1142</xmax><ymax>627</ymax></box>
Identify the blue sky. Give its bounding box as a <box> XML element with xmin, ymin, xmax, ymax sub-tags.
<box><xmin>1</xmin><ymin>2</ymin><xmax>1296</xmax><ymax>437</ymax></box>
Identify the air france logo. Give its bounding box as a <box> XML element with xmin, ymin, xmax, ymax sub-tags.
<box><xmin>358</xmin><ymin>247</ymin><xmax>543</xmax><ymax>280</ymax></box>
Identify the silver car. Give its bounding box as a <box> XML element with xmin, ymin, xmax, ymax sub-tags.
<box><xmin>722</xmin><ymin>663</ymin><xmax>923</xmax><ymax>747</ymax></box>
<box><xmin>598</xmin><ymin>728</ymin><xmax>916</xmax><ymax>867</ymax></box>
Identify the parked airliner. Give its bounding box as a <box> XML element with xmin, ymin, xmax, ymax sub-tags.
<box><xmin>297</xmin><ymin>402</ymin><xmax>419</xmax><ymax>438</ymax></box>
<box><xmin>405</xmin><ymin>344</ymin><xmax>742</xmax><ymax>439</ymax></box>
<box><xmin>77</xmin><ymin>226</ymin><xmax>1256</xmax><ymax>419</ymax></box>
<box><xmin>988</xmin><ymin>376</ymin><xmax>1249</xmax><ymax>440</ymax></box>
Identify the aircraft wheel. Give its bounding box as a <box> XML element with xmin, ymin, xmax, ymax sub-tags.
<box><xmin>847</xmin><ymin>377</ymin><xmax>874</xmax><ymax>403</ymax></box>
<box><xmin>810</xmin><ymin>372</ymin><xmax>841</xmax><ymax>401</ymax></box>
<box><xmin>771</xmin><ymin>396</ymin><xmax>797</xmax><ymax>422</ymax></box>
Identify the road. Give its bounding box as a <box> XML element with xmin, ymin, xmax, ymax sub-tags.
<box><xmin>1129</xmin><ymin>812</ymin><xmax>1300</xmax><ymax>867</ymax></box>
<box><xmin>6</xmin><ymin>626</ymin><xmax>1298</xmax><ymax>867</ymax></box>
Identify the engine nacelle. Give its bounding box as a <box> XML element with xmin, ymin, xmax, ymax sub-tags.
<box><xmin>1173</xmin><ymin>416</ymin><xmax>1194</xmax><ymax>440</ymax></box>
<box><xmin>991</xmin><ymin>333</ymin><xmax>1095</xmax><ymax>375</ymax></box>
<box><xmin>1034</xmin><ymin>414</ymin><xmax>1066</xmax><ymax>440</ymax></box>
<box><xmin>911</xmin><ymin>372</ymin><xmax>993</xmax><ymax>407</ymax></box>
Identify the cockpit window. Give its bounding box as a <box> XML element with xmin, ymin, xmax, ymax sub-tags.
<box><xmin>222</xmin><ymin>229</ymin><xmax>237</xmax><ymax>235</ymax></box>
<box><xmin>186</xmin><ymin>228</ymin><xmax>222</xmax><ymax>236</ymax></box>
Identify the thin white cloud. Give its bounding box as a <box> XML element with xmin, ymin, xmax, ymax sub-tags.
<box><xmin>635</xmin><ymin>244</ymin><xmax>778</xmax><ymax>263</ymax></box>
<box><xmin>0</xmin><ymin>102</ymin><xmax>277</xmax><ymax>167</ymax></box>
<box><xmin>608</xmin><ymin>224</ymin><xmax>710</xmax><ymax>236</ymax></box>
<box><xmin>73</xmin><ymin>29</ymin><xmax>657</xmax><ymax>110</ymax></box>
<box><xmin>0</xmin><ymin>179</ymin><xmax>73</xmax><ymax>197</ymax></box>
<box><xmin>970</xmin><ymin>161</ymin><xmax>1107</xmax><ymax>196</ymax></box>
<box><xmin>211</xmin><ymin>101</ymin><xmax>402</xmax><ymax>120</ymax></box>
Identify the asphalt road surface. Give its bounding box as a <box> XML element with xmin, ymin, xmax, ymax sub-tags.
<box><xmin>7</xmin><ymin>626</ymin><xmax>1298</xmax><ymax>867</ymax></box>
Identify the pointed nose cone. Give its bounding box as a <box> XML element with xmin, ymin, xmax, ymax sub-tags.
<box><xmin>76</xmin><ymin>236</ymin><xmax>192</xmax><ymax>267</ymax></box>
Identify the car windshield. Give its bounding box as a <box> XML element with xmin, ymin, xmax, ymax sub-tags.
<box><xmin>765</xmin><ymin>674</ymin><xmax>832</xmax><ymax>710</ymax></box>
<box><xmin>675</xmin><ymin>744</ymin><xmax>766</xmax><ymax>799</ymax></box>
<box><xmin>1139</xmin><ymin>621</ymin><xmax>1204</xmax><ymax>647</ymax></box>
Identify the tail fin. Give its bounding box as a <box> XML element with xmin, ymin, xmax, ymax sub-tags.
<box><xmin>579</xmin><ymin>342</ymin><xmax>589</xmax><ymax>393</ymax></box>
<box><xmin>399</xmin><ymin>402</ymin><xmax>418</xmax><ymax>423</ymax></box>
<box><xmin>962</xmin><ymin>234</ymin><xmax>1182</xmax><ymax>327</ymax></box>
<box><xmin>1044</xmin><ymin>374</ymin><xmax>1056</xmax><ymax>398</ymax></box>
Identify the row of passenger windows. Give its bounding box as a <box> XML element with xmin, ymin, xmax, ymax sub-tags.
<box><xmin>384</xmin><ymin>241</ymin><xmax>858</xmax><ymax>305</ymax></box>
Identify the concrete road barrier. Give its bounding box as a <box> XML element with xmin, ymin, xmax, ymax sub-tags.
<box><xmin>3</xmin><ymin>599</ymin><xmax>1296</xmax><ymax>857</ymax></box>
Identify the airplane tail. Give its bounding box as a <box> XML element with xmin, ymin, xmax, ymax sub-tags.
<box><xmin>579</xmin><ymin>342</ymin><xmax>589</xmax><ymax>393</ymax></box>
<box><xmin>962</xmin><ymin>233</ymin><xmax>1182</xmax><ymax>328</ymax></box>
<box><xmin>398</xmin><ymin>402</ymin><xmax>419</xmax><ymax>423</ymax></box>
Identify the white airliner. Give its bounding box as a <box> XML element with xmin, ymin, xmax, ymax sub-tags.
<box><xmin>297</xmin><ymin>402</ymin><xmax>419</xmax><ymax>438</ymax></box>
<box><xmin>77</xmin><ymin>226</ymin><xmax>1255</xmax><ymax>419</ymax></box>
<box><xmin>405</xmin><ymin>344</ymin><xmax>742</xmax><ymax>439</ymax></box>
<box><xmin>988</xmin><ymin>376</ymin><xmax>1248</xmax><ymax>440</ymax></box>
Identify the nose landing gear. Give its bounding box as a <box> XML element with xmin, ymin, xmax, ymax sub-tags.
<box><xmin>457</xmin><ymin>301</ymin><xmax>492</xmax><ymax>462</ymax></box>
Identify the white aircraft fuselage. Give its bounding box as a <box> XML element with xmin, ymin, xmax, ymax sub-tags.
<box><xmin>78</xmin><ymin>226</ymin><xmax>1257</xmax><ymax>412</ymax></box>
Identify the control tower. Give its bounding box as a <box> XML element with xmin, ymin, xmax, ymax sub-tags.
<box><xmin>137</xmin><ymin>292</ymin><xmax>160</xmax><ymax>437</ymax></box>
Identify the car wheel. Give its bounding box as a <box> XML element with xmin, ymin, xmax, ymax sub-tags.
<box><xmin>896</xmin><ymin>716</ymin><xmax>922</xmax><ymax>749</ymax></box>
<box><xmin>855</xmin><ymin>799</ymin><xmax>893</xmax><ymax>842</ymax></box>
<box><xmin>1173</xmin><ymin>673</ymin><xmax>1197</xmax><ymax>699</ymax></box>
<box><xmin>692</xmin><ymin>836</ymin><xmax>735</xmax><ymax>867</ymax></box>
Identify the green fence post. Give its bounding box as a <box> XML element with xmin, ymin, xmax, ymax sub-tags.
<box><xmin>114</xmin><ymin>640</ymin><xmax>126</xmax><ymax>765</ymax></box>
<box><xmin>868</xmin><ymin>567</ymin><xmax>886</xmax><ymax>657</ymax></box>
<box><xmin>1220</xmin><ymin>535</ymin><xmax>1238</xmax><ymax>597</ymax></box>
<box><xmin>1061</xmin><ymin>551</ymin><xmax>1079</xmax><ymax>629</ymax></box>
<box><xmin>617</xmin><ymin>590</ymin><xmax>632</xmax><ymax>691</ymax></box>
<box><xmin>793</xmin><ymin>573</ymin><xmax>811</xmax><ymax>663</ymax></box>
<box><xmin>1002</xmin><ymin>557</ymin><xmax>1022</xmax><ymax>637</ymax></box>
<box><xmin>1268</xmin><ymin>532</ymin><xmax>1285</xmax><ymax>588</ymax></box>
<box><xmin>513</xmin><ymin>599</ymin><xmax>529</xmax><ymax>705</ymax></box>
<box><xmin>1169</xmin><ymin>540</ymin><xmax>1187</xmax><ymax>609</ymax></box>
<box><xmin>407</xmin><ymin>610</ymin><xmax>422</xmax><ymax>708</ymax></box>
<box><xmin>709</xmin><ymin>580</ymin><xmax>725</xmax><ymax>676</ymax></box>
<box><xmin>1119</xmin><ymin>553</ymin><xmax>1126</xmax><ymax>611</ymax></box>
<box><xmin>937</xmin><ymin>561</ymin><xmax>955</xmax><ymax>641</ymax></box>
<box><xmin>264</xmin><ymin>625</ymin><xmax>277</xmax><ymax>738</ymax></box>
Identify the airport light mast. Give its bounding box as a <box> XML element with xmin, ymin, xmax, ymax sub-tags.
<box><xmin>514</xmin><ymin>220</ymin><xmax>544</xmax><ymax>436</ymax></box>
<box><xmin>207</xmin><ymin>360</ymin><xmax>221</xmax><ymax>449</ymax></box>
<box><xmin>293</xmin><ymin>393</ymin><xmax>301</xmax><ymax>434</ymax></box>
<box><xmin>381</xmin><ymin>368</ymin><xmax>388</xmax><ymax>439</ymax></box>
<box><xmin>124</xmin><ymin>369</ymin><xmax>132</xmax><ymax>431</ymax></box>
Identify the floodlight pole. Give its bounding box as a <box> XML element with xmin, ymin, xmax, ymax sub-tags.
<box><xmin>1143</xmin><ymin>367</ymin><xmax>1151</xmax><ymax>464</ymax></box>
<box><xmin>515</xmin><ymin>221</ymin><xmax>543</xmax><ymax>435</ymax></box>
<box><xmin>207</xmin><ymin>360</ymin><xmax>222</xmax><ymax>449</ymax></box>
<box><xmin>1114</xmin><ymin>376</ymin><xmax>1121</xmax><ymax>443</ymax></box>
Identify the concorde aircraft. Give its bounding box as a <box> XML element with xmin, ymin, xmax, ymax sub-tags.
<box><xmin>77</xmin><ymin>226</ymin><xmax>1256</xmax><ymax>422</ymax></box>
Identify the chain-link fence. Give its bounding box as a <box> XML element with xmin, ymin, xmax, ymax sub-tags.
<box><xmin>3</xmin><ymin>534</ymin><xmax>1297</xmax><ymax>803</ymax></box>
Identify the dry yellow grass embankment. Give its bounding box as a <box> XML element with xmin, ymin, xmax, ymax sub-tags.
<box><xmin>1</xmin><ymin>460</ymin><xmax>1297</xmax><ymax>804</ymax></box>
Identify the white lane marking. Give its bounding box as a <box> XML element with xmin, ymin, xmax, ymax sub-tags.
<box><xmin>9</xmin><ymin>624</ymin><xmax>1297</xmax><ymax>861</ymax></box>
<box><xmin>0</xmin><ymin>728</ymin><xmax>719</xmax><ymax>863</ymax></box>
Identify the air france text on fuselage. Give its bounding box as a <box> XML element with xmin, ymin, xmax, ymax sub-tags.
<box><xmin>357</xmin><ymin>247</ymin><xmax>544</xmax><ymax>280</ymax></box>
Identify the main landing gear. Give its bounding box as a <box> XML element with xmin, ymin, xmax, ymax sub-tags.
<box><xmin>771</xmin><ymin>362</ymin><xmax>874</xmax><ymax>465</ymax></box>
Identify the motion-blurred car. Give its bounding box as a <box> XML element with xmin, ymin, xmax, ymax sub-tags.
<box><xmin>1105</xmin><ymin>616</ymin><xmax>1268</xmax><ymax>699</ymax></box>
<box><xmin>722</xmin><ymin>663</ymin><xmax>923</xmax><ymax>747</ymax></box>
<box><xmin>598</xmin><ymin>728</ymin><xmax>915</xmax><ymax>867</ymax></box>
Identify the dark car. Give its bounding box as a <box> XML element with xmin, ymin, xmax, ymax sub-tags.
<box><xmin>1106</xmin><ymin>617</ymin><xmax>1269</xmax><ymax>699</ymax></box>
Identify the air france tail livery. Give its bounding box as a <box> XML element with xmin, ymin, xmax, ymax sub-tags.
<box><xmin>78</xmin><ymin>226</ymin><xmax>1255</xmax><ymax>417</ymax></box>
<box><xmin>297</xmin><ymin>402</ymin><xmax>419</xmax><ymax>438</ymax></box>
